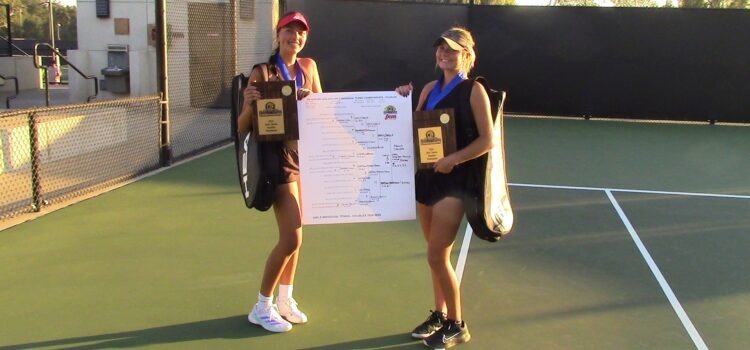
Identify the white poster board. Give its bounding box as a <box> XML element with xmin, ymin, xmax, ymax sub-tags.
<box><xmin>298</xmin><ymin>91</ymin><xmax>415</xmax><ymax>224</ymax></box>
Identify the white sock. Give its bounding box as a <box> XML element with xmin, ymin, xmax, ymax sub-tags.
<box><xmin>258</xmin><ymin>292</ymin><xmax>273</xmax><ymax>308</ymax></box>
<box><xmin>278</xmin><ymin>284</ymin><xmax>293</xmax><ymax>301</ymax></box>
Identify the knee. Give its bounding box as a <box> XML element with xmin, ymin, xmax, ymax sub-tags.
<box><xmin>426</xmin><ymin>248</ymin><xmax>447</xmax><ymax>269</ymax></box>
<box><xmin>277</xmin><ymin>233</ymin><xmax>302</xmax><ymax>256</ymax></box>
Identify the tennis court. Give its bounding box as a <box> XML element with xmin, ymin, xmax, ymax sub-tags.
<box><xmin>1</xmin><ymin>117</ymin><xmax>748</xmax><ymax>349</ymax></box>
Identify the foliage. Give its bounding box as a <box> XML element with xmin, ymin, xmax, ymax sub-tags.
<box><xmin>475</xmin><ymin>0</ymin><xmax>517</xmax><ymax>4</ymax></box>
<box><xmin>553</xmin><ymin>0</ymin><xmax>600</xmax><ymax>5</ymax></box>
<box><xmin>612</xmin><ymin>0</ymin><xmax>659</xmax><ymax>6</ymax></box>
<box><xmin>552</xmin><ymin>0</ymin><xmax>746</xmax><ymax>5</ymax></box>
<box><xmin>386</xmin><ymin>0</ymin><xmax>748</xmax><ymax>6</ymax></box>
<box><xmin>1</xmin><ymin>1</ymin><xmax>77</xmax><ymax>41</ymax></box>
<box><xmin>385</xmin><ymin>0</ymin><xmax>517</xmax><ymax>4</ymax></box>
<box><xmin>679</xmin><ymin>0</ymin><xmax>748</xmax><ymax>7</ymax></box>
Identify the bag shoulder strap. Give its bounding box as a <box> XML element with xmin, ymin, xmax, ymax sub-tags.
<box><xmin>473</xmin><ymin>76</ymin><xmax>503</xmax><ymax>121</ymax></box>
<box><xmin>251</xmin><ymin>63</ymin><xmax>270</xmax><ymax>82</ymax></box>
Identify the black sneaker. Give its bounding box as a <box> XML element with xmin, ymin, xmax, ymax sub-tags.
<box><xmin>423</xmin><ymin>319</ymin><xmax>471</xmax><ymax>349</ymax></box>
<box><xmin>411</xmin><ymin>310</ymin><xmax>447</xmax><ymax>339</ymax></box>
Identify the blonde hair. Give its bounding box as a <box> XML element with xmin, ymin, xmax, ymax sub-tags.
<box><xmin>444</xmin><ymin>27</ymin><xmax>476</xmax><ymax>75</ymax></box>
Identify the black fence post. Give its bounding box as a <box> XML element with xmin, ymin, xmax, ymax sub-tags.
<box><xmin>28</xmin><ymin>112</ymin><xmax>44</xmax><ymax>212</ymax></box>
<box><xmin>3</xmin><ymin>4</ymin><xmax>12</xmax><ymax>57</ymax></box>
<box><xmin>156</xmin><ymin>0</ymin><xmax>172</xmax><ymax>166</ymax></box>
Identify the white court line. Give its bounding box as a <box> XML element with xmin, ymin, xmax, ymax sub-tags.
<box><xmin>455</xmin><ymin>182</ymin><xmax>714</xmax><ymax>349</ymax></box>
<box><xmin>605</xmin><ymin>190</ymin><xmax>709</xmax><ymax>350</ymax></box>
<box><xmin>455</xmin><ymin>222</ymin><xmax>473</xmax><ymax>284</ymax></box>
<box><xmin>510</xmin><ymin>182</ymin><xmax>750</xmax><ymax>200</ymax></box>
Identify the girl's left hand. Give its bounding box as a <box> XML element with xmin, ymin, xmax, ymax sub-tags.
<box><xmin>433</xmin><ymin>155</ymin><xmax>457</xmax><ymax>174</ymax></box>
<box><xmin>297</xmin><ymin>88</ymin><xmax>312</xmax><ymax>100</ymax></box>
<box><xmin>395</xmin><ymin>82</ymin><xmax>413</xmax><ymax>97</ymax></box>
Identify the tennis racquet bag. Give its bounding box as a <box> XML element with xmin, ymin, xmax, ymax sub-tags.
<box><xmin>463</xmin><ymin>78</ymin><xmax>514</xmax><ymax>241</ymax></box>
<box><xmin>231</xmin><ymin>69</ymin><xmax>278</xmax><ymax>211</ymax></box>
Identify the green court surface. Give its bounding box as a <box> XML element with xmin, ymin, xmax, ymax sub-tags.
<box><xmin>1</xmin><ymin>118</ymin><xmax>748</xmax><ymax>349</ymax></box>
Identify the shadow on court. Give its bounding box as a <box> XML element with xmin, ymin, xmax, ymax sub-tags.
<box><xmin>299</xmin><ymin>333</ymin><xmax>424</xmax><ymax>350</ymax></box>
<box><xmin>0</xmin><ymin>315</ymin><xmax>272</xmax><ymax>350</ymax></box>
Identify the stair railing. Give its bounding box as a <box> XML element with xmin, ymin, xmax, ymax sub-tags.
<box><xmin>33</xmin><ymin>43</ymin><xmax>98</xmax><ymax>106</ymax></box>
<box><xmin>0</xmin><ymin>74</ymin><xmax>18</xmax><ymax>108</ymax></box>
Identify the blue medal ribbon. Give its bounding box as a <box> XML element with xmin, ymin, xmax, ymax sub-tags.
<box><xmin>425</xmin><ymin>73</ymin><xmax>467</xmax><ymax>111</ymax></box>
<box><xmin>276</xmin><ymin>54</ymin><xmax>304</xmax><ymax>89</ymax></box>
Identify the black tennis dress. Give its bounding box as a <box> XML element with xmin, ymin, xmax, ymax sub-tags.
<box><xmin>415</xmin><ymin>79</ymin><xmax>480</xmax><ymax>205</ymax></box>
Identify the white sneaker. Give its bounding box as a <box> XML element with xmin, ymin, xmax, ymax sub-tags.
<box><xmin>248</xmin><ymin>303</ymin><xmax>292</xmax><ymax>332</ymax></box>
<box><xmin>277</xmin><ymin>297</ymin><xmax>308</xmax><ymax>324</ymax></box>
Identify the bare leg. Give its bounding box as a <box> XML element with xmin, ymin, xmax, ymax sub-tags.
<box><xmin>418</xmin><ymin>203</ymin><xmax>446</xmax><ymax>314</ymax></box>
<box><xmin>279</xmin><ymin>182</ymin><xmax>302</xmax><ymax>285</ymax></box>
<box><xmin>259</xmin><ymin>182</ymin><xmax>303</xmax><ymax>297</ymax></box>
<box><xmin>279</xmin><ymin>251</ymin><xmax>299</xmax><ymax>285</ymax></box>
<box><xmin>425</xmin><ymin>197</ymin><xmax>464</xmax><ymax>321</ymax></box>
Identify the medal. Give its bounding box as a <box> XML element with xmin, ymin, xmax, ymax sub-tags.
<box><xmin>425</xmin><ymin>73</ymin><xmax>466</xmax><ymax>111</ymax></box>
<box><xmin>276</xmin><ymin>55</ymin><xmax>304</xmax><ymax>89</ymax></box>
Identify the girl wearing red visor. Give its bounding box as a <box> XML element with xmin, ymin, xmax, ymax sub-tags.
<box><xmin>237</xmin><ymin>11</ymin><xmax>322</xmax><ymax>333</ymax></box>
<box><xmin>395</xmin><ymin>27</ymin><xmax>492</xmax><ymax>349</ymax></box>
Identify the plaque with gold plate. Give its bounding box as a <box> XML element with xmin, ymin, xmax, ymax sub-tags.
<box><xmin>413</xmin><ymin>108</ymin><xmax>457</xmax><ymax>170</ymax></box>
<box><xmin>251</xmin><ymin>80</ymin><xmax>299</xmax><ymax>142</ymax></box>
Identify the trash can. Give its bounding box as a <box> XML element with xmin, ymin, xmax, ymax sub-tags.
<box><xmin>101</xmin><ymin>66</ymin><xmax>130</xmax><ymax>94</ymax></box>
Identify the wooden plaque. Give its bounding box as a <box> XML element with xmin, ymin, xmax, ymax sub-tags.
<box><xmin>413</xmin><ymin>108</ymin><xmax>457</xmax><ymax>170</ymax></box>
<box><xmin>251</xmin><ymin>80</ymin><xmax>299</xmax><ymax>142</ymax></box>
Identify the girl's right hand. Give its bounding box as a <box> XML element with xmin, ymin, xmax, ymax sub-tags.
<box><xmin>395</xmin><ymin>82</ymin><xmax>413</xmax><ymax>97</ymax></box>
<box><xmin>243</xmin><ymin>83</ymin><xmax>262</xmax><ymax>106</ymax></box>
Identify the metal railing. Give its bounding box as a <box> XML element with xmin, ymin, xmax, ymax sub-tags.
<box><xmin>33</xmin><ymin>43</ymin><xmax>98</xmax><ymax>106</ymax></box>
<box><xmin>0</xmin><ymin>35</ymin><xmax>31</xmax><ymax>57</ymax></box>
<box><xmin>0</xmin><ymin>74</ymin><xmax>18</xmax><ymax>108</ymax></box>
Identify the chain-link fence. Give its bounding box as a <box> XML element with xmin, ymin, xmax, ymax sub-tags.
<box><xmin>0</xmin><ymin>95</ymin><xmax>161</xmax><ymax>220</ymax></box>
<box><xmin>166</xmin><ymin>0</ymin><xmax>276</xmax><ymax>160</ymax></box>
<box><xmin>0</xmin><ymin>1</ymin><xmax>277</xmax><ymax>224</ymax></box>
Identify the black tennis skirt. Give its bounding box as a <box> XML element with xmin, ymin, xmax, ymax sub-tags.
<box><xmin>415</xmin><ymin>163</ymin><xmax>473</xmax><ymax>206</ymax></box>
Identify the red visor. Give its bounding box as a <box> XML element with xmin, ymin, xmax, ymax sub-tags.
<box><xmin>277</xmin><ymin>12</ymin><xmax>309</xmax><ymax>32</ymax></box>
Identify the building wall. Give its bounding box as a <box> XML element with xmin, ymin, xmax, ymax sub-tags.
<box><xmin>237</xmin><ymin>0</ymin><xmax>278</xmax><ymax>75</ymax></box>
<box><xmin>69</xmin><ymin>0</ymin><xmax>155</xmax><ymax>102</ymax></box>
<box><xmin>69</xmin><ymin>0</ymin><xmax>277</xmax><ymax>104</ymax></box>
<box><xmin>0</xmin><ymin>57</ymin><xmax>40</xmax><ymax>92</ymax></box>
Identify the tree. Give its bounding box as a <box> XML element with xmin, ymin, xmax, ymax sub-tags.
<box><xmin>612</xmin><ymin>0</ymin><xmax>659</xmax><ymax>6</ymax></box>
<box><xmin>561</xmin><ymin>0</ymin><xmax>748</xmax><ymax>6</ymax></box>
<box><xmin>386</xmin><ymin>0</ymin><xmax>517</xmax><ymax>4</ymax></box>
<box><xmin>679</xmin><ymin>0</ymin><xmax>749</xmax><ymax>7</ymax></box>
<box><xmin>475</xmin><ymin>0</ymin><xmax>517</xmax><ymax>4</ymax></box>
<box><xmin>553</xmin><ymin>0</ymin><xmax>600</xmax><ymax>5</ymax></box>
<box><xmin>386</xmin><ymin>0</ymin><xmax>748</xmax><ymax>5</ymax></box>
<box><xmin>1</xmin><ymin>1</ymin><xmax>77</xmax><ymax>41</ymax></box>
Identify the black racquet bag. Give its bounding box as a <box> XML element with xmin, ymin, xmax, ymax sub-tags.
<box><xmin>463</xmin><ymin>77</ymin><xmax>514</xmax><ymax>241</ymax></box>
<box><xmin>230</xmin><ymin>66</ymin><xmax>280</xmax><ymax>211</ymax></box>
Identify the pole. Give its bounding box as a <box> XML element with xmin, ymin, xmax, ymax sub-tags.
<box><xmin>156</xmin><ymin>0</ymin><xmax>172</xmax><ymax>166</ymax></box>
<box><xmin>4</xmin><ymin>4</ymin><xmax>11</xmax><ymax>57</ymax></box>
<box><xmin>47</xmin><ymin>1</ymin><xmax>55</xmax><ymax>52</ymax></box>
<box><xmin>29</xmin><ymin>112</ymin><xmax>44</xmax><ymax>211</ymax></box>
<box><xmin>45</xmin><ymin>0</ymin><xmax>60</xmax><ymax>83</ymax></box>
